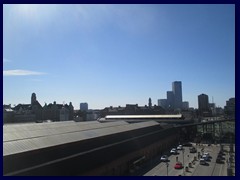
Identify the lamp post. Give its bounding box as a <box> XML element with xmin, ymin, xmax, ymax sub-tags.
<box><xmin>165</xmin><ymin>162</ymin><xmax>169</xmax><ymax>176</ymax></box>
<box><xmin>182</xmin><ymin>148</ymin><xmax>185</xmax><ymax>175</ymax></box>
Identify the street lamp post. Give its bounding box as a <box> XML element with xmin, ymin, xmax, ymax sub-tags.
<box><xmin>182</xmin><ymin>148</ymin><xmax>185</xmax><ymax>175</ymax></box>
<box><xmin>165</xmin><ymin>162</ymin><xmax>169</xmax><ymax>176</ymax></box>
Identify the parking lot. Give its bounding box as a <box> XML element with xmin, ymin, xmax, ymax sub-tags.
<box><xmin>143</xmin><ymin>143</ymin><xmax>235</xmax><ymax>176</ymax></box>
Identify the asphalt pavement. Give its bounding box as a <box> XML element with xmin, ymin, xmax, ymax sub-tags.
<box><xmin>143</xmin><ymin>143</ymin><xmax>235</xmax><ymax>176</ymax></box>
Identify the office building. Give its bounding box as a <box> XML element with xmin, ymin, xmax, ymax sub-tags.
<box><xmin>148</xmin><ymin>98</ymin><xmax>152</xmax><ymax>108</ymax></box>
<box><xmin>158</xmin><ymin>99</ymin><xmax>168</xmax><ymax>109</ymax></box>
<box><xmin>209</xmin><ymin>103</ymin><xmax>216</xmax><ymax>115</ymax></box>
<box><xmin>182</xmin><ymin>101</ymin><xmax>189</xmax><ymax>110</ymax></box>
<box><xmin>80</xmin><ymin>103</ymin><xmax>88</xmax><ymax>111</ymax></box>
<box><xmin>172</xmin><ymin>81</ymin><xmax>182</xmax><ymax>109</ymax></box>
<box><xmin>167</xmin><ymin>91</ymin><xmax>174</xmax><ymax>109</ymax></box>
<box><xmin>198</xmin><ymin>94</ymin><xmax>209</xmax><ymax>115</ymax></box>
<box><xmin>224</xmin><ymin>97</ymin><xmax>235</xmax><ymax>117</ymax></box>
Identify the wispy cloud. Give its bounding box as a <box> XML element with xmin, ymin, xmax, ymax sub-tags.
<box><xmin>3</xmin><ymin>69</ymin><xmax>46</xmax><ymax>76</ymax></box>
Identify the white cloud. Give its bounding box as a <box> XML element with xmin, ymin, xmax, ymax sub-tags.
<box><xmin>3</xmin><ymin>69</ymin><xmax>46</xmax><ymax>76</ymax></box>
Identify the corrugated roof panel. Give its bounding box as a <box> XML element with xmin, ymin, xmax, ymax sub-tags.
<box><xmin>105</xmin><ymin>114</ymin><xmax>182</xmax><ymax>119</ymax></box>
<box><xmin>3</xmin><ymin>121</ymin><xmax>129</xmax><ymax>142</ymax></box>
<box><xmin>3</xmin><ymin>121</ymin><xmax>100</xmax><ymax>133</ymax></box>
<box><xmin>3</xmin><ymin>121</ymin><xmax>159</xmax><ymax>156</ymax></box>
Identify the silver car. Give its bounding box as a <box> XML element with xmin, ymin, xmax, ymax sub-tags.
<box><xmin>160</xmin><ymin>155</ymin><xmax>168</xmax><ymax>162</ymax></box>
<box><xmin>170</xmin><ymin>148</ymin><xmax>178</xmax><ymax>154</ymax></box>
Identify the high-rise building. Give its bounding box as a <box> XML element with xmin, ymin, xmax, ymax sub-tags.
<box><xmin>172</xmin><ymin>81</ymin><xmax>182</xmax><ymax>109</ymax></box>
<box><xmin>158</xmin><ymin>99</ymin><xmax>168</xmax><ymax>109</ymax></box>
<box><xmin>148</xmin><ymin>98</ymin><xmax>152</xmax><ymax>108</ymax></box>
<box><xmin>80</xmin><ymin>103</ymin><xmax>88</xmax><ymax>111</ymax></box>
<box><xmin>182</xmin><ymin>101</ymin><xmax>189</xmax><ymax>110</ymax></box>
<box><xmin>167</xmin><ymin>91</ymin><xmax>174</xmax><ymax>109</ymax></box>
<box><xmin>224</xmin><ymin>97</ymin><xmax>235</xmax><ymax>117</ymax></box>
<box><xmin>209</xmin><ymin>103</ymin><xmax>216</xmax><ymax>115</ymax></box>
<box><xmin>198</xmin><ymin>94</ymin><xmax>209</xmax><ymax>115</ymax></box>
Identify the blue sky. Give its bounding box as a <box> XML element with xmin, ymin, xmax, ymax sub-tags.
<box><xmin>3</xmin><ymin>4</ymin><xmax>235</xmax><ymax>109</ymax></box>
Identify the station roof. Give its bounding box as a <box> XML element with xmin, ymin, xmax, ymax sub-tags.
<box><xmin>3</xmin><ymin>120</ymin><xmax>160</xmax><ymax>156</ymax></box>
<box><xmin>105</xmin><ymin>114</ymin><xmax>183</xmax><ymax>119</ymax></box>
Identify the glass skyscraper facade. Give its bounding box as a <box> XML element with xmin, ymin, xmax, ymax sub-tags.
<box><xmin>172</xmin><ymin>81</ymin><xmax>182</xmax><ymax>109</ymax></box>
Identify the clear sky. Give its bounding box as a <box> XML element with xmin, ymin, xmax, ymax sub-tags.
<box><xmin>3</xmin><ymin>4</ymin><xmax>235</xmax><ymax>110</ymax></box>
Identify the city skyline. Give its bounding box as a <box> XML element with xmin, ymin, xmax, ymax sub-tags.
<box><xmin>3</xmin><ymin>4</ymin><xmax>235</xmax><ymax>109</ymax></box>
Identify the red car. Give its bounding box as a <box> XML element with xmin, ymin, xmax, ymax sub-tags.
<box><xmin>174</xmin><ymin>162</ymin><xmax>183</xmax><ymax>169</ymax></box>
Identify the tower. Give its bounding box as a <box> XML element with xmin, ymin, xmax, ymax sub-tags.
<box><xmin>148</xmin><ymin>98</ymin><xmax>152</xmax><ymax>108</ymax></box>
<box><xmin>31</xmin><ymin>93</ymin><xmax>37</xmax><ymax>105</ymax></box>
<box><xmin>198</xmin><ymin>93</ymin><xmax>209</xmax><ymax>115</ymax></box>
<box><xmin>172</xmin><ymin>81</ymin><xmax>182</xmax><ymax>109</ymax></box>
<box><xmin>167</xmin><ymin>91</ymin><xmax>174</xmax><ymax>109</ymax></box>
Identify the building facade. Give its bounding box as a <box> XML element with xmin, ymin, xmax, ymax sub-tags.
<box><xmin>198</xmin><ymin>94</ymin><xmax>209</xmax><ymax>116</ymax></box>
<box><xmin>224</xmin><ymin>97</ymin><xmax>235</xmax><ymax>117</ymax></box>
<box><xmin>158</xmin><ymin>99</ymin><xmax>168</xmax><ymax>109</ymax></box>
<box><xmin>172</xmin><ymin>81</ymin><xmax>182</xmax><ymax>109</ymax></box>
<box><xmin>167</xmin><ymin>91</ymin><xmax>174</xmax><ymax>110</ymax></box>
<box><xmin>80</xmin><ymin>103</ymin><xmax>88</xmax><ymax>111</ymax></box>
<box><xmin>3</xmin><ymin>93</ymin><xmax>74</xmax><ymax>123</ymax></box>
<box><xmin>182</xmin><ymin>101</ymin><xmax>189</xmax><ymax>110</ymax></box>
<box><xmin>42</xmin><ymin>101</ymin><xmax>74</xmax><ymax>121</ymax></box>
<box><xmin>148</xmin><ymin>98</ymin><xmax>152</xmax><ymax>108</ymax></box>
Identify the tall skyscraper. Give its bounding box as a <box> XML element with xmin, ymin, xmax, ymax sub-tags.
<box><xmin>172</xmin><ymin>81</ymin><xmax>182</xmax><ymax>109</ymax></box>
<box><xmin>148</xmin><ymin>98</ymin><xmax>152</xmax><ymax>108</ymax></box>
<box><xmin>167</xmin><ymin>91</ymin><xmax>174</xmax><ymax>109</ymax></box>
<box><xmin>198</xmin><ymin>94</ymin><xmax>209</xmax><ymax>114</ymax></box>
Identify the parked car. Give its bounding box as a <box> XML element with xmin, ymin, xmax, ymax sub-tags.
<box><xmin>203</xmin><ymin>152</ymin><xmax>211</xmax><ymax>159</ymax></box>
<box><xmin>190</xmin><ymin>147</ymin><xmax>197</xmax><ymax>153</ymax></box>
<box><xmin>218</xmin><ymin>151</ymin><xmax>225</xmax><ymax>156</ymax></box>
<box><xmin>216</xmin><ymin>157</ymin><xmax>224</xmax><ymax>164</ymax></box>
<box><xmin>174</xmin><ymin>162</ymin><xmax>183</xmax><ymax>169</ymax></box>
<box><xmin>202</xmin><ymin>154</ymin><xmax>210</xmax><ymax>161</ymax></box>
<box><xmin>160</xmin><ymin>155</ymin><xmax>168</xmax><ymax>162</ymax></box>
<box><xmin>200</xmin><ymin>158</ymin><xmax>207</xmax><ymax>165</ymax></box>
<box><xmin>203</xmin><ymin>152</ymin><xmax>210</xmax><ymax>157</ymax></box>
<box><xmin>177</xmin><ymin>145</ymin><xmax>183</xmax><ymax>150</ymax></box>
<box><xmin>182</xmin><ymin>142</ymin><xmax>192</xmax><ymax>147</ymax></box>
<box><xmin>217</xmin><ymin>154</ymin><xmax>224</xmax><ymax>160</ymax></box>
<box><xmin>170</xmin><ymin>148</ymin><xmax>178</xmax><ymax>155</ymax></box>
